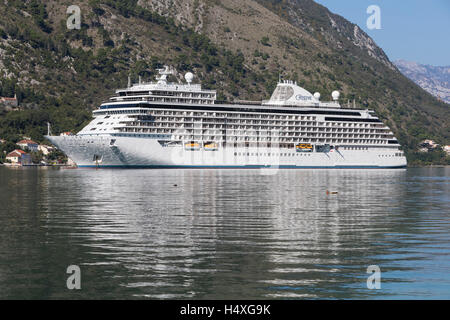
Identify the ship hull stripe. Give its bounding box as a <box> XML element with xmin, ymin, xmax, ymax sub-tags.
<box><xmin>76</xmin><ymin>164</ymin><xmax>407</xmax><ymax>169</ymax></box>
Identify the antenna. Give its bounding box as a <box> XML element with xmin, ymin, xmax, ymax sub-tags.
<box><xmin>139</xmin><ymin>75</ymin><xmax>142</xmax><ymax>85</ymax></box>
<box><xmin>156</xmin><ymin>65</ymin><xmax>174</xmax><ymax>84</ymax></box>
<box><xmin>47</xmin><ymin>122</ymin><xmax>52</xmax><ymax>136</ymax></box>
<box><xmin>127</xmin><ymin>75</ymin><xmax>131</xmax><ymax>88</ymax></box>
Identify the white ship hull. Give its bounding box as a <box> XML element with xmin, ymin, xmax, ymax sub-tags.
<box><xmin>46</xmin><ymin>135</ymin><xmax>407</xmax><ymax>169</ymax></box>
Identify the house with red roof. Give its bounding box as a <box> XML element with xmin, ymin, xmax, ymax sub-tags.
<box><xmin>5</xmin><ymin>149</ymin><xmax>31</xmax><ymax>165</ymax></box>
<box><xmin>17</xmin><ymin>139</ymin><xmax>39</xmax><ymax>152</ymax></box>
<box><xmin>0</xmin><ymin>94</ymin><xmax>18</xmax><ymax>109</ymax></box>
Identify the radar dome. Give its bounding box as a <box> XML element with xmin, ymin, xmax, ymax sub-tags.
<box><xmin>313</xmin><ymin>92</ymin><xmax>321</xmax><ymax>100</ymax></box>
<box><xmin>185</xmin><ymin>72</ymin><xmax>194</xmax><ymax>83</ymax></box>
<box><xmin>332</xmin><ymin>90</ymin><xmax>340</xmax><ymax>101</ymax></box>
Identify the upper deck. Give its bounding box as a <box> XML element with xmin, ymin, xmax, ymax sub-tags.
<box><xmin>102</xmin><ymin>66</ymin><xmax>356</xmax><ymax>112</ymax></box>
<box><xmin>109</xmin><ymin>66</ymin><xmax>216</xmax><ymax>105</ymax></box>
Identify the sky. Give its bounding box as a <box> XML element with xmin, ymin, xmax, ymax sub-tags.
<box><xmin>314</xmin><ymin>0</ymin><xmax>450</xmax><ymax>66</ymax></box>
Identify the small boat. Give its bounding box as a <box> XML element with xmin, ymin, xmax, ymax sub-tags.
<box><xmin>204</xmin><ymin>142</ymin><xmax>218</xmax><ymax>151</ymax></box>
<box><xmin>185</xmin><ymin>142</ymin><xmax>200</xmax><ymax>150</ymax></box>
<box><xmin>296</xmin><ymin>143</ymin><xmax>313</xmax><ymax>152</ymax></box>
<box><xmin>63</xmin><ymin>165</ymin><xmax>78</xmax><ymax>169</ymax></box>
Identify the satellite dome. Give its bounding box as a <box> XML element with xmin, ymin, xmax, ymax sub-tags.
<box><xmin>332</xmin><ymin>90</ymin><xmax>340</xmax><ymax>101</ymax></box>
<box><xmin>185</xmin><ymin>72</ymin><xmax>194</xmax><ymax>83</ymax></box>
<box><xmin>313</xmin><ymin>92</ymin><xmax>321</xmax><ymax>100</ymax></box>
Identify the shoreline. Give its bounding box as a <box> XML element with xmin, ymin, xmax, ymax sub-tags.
<box><xmin>0</xmin><ymin>163</ymin><xmax>74</xmax><ymax>168</ymax></box>
<box><xmin>407</xmin><ymin>165</ymin><xmax>450</xmax><ymax>168</ymax></box>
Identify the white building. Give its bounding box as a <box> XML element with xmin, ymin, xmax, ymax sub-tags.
<box><xmin>420</xmin><ymin>139</ymin><xmax>438</xmax><ymax>148</ymax></box>
<box><xmin>6</xmin><ymin>149</ymin><xmax>31</xmax><ymax>165</ymax></box>
<box><xmin>444</xmin><ymin>145</ymin><xmax>450</xmax><ymax>155</ymax></box>
<box><xmin>17</xmin><ymin>139</ymin><xmax>39</xmax><ymax>152</ymax></box>
<box><xmin>38</xmin><ymin>144</ymin><xmax>55</xmax><ymax>155</ymax></box>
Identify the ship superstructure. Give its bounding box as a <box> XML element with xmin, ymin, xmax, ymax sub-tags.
<box><xmin>46</xmin><ymin>66</ymin><xmax>407</xmax><ymax>168</ymax></box>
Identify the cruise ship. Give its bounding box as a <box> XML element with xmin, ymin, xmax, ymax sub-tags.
<box><xmin>46</xmin><ymin>66</ymin><xmax>407</xmax><ymax>168</ymax></box>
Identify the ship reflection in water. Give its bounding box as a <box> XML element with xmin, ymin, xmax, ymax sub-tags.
<box><xmin>0</xmin><ymin>167</ymin><xmax>449</xmax><ymax>299</ymax></box>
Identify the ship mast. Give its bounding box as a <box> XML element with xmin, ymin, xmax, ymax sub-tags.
<box><xmin>155</xmin><ymin>66</ymin><xmax>174</xmax><ymax>85</ymax></box>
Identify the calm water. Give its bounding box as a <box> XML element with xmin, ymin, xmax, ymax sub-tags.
<box><xmin>0</xmin><ymin>166</ymin><xmax>449</xmax><ymax>299</ymax></box>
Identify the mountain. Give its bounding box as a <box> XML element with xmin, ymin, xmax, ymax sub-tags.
<box><xmin>394</xmin><ymin>60</ymin><xmax>450</xmax><ymax>104</ymax></box>
<box><xmin>0</xmin><ymin>0</ymin><xmax>449</xmax><ymax>164</ymax></box>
